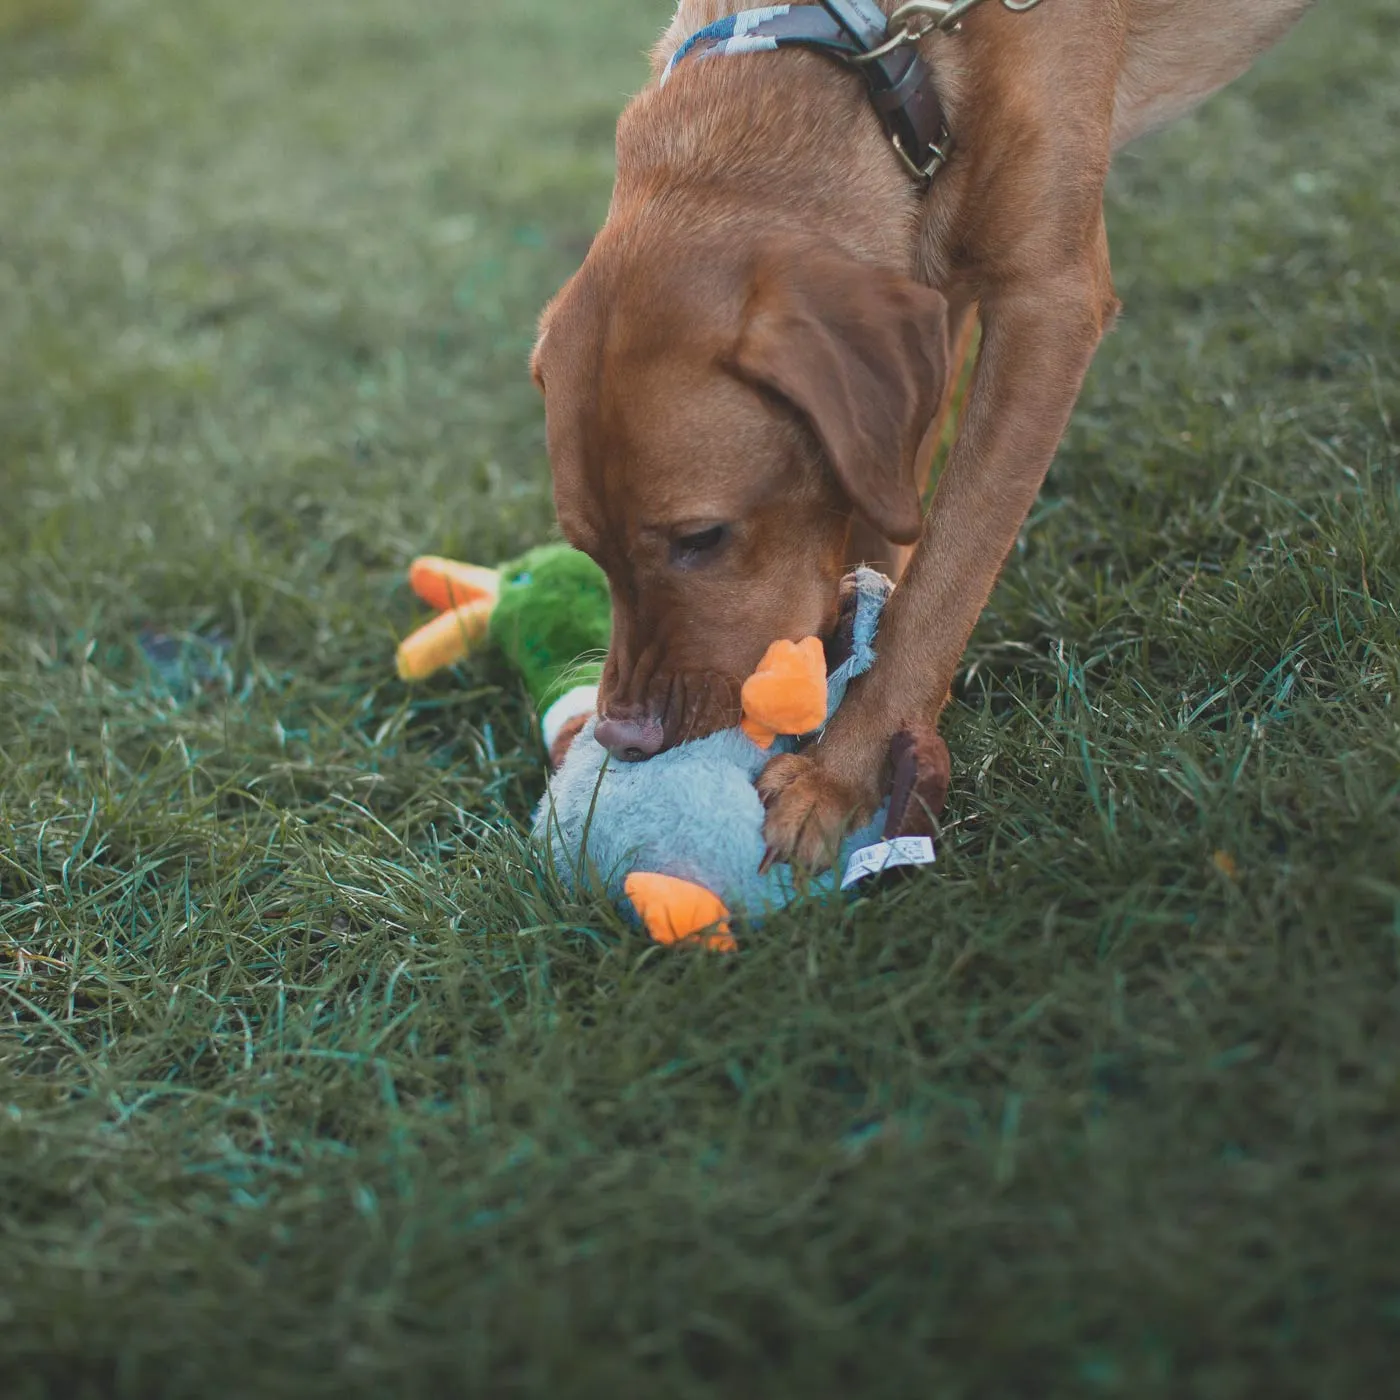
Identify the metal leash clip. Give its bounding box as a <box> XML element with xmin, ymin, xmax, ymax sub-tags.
<box><xmin>848</xmin><ymin>0</ymin><xmax>1046</xmax><ymax>63</ymax></box>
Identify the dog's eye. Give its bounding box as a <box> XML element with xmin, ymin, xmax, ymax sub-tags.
<box><xmin>670</xmin><ymin>524</ymin><xmax>729</xmax><ymax>569</ymax></box>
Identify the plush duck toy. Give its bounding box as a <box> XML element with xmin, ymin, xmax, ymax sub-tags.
<box><xmin>396</xmin><ymin>545</ymin><xmax>612</xmax><ymax>768</ymax></box>
<box><xmin>397</xmin><ymin>548</ymin><xmax>950</xmax><ymax>950</ymax></box>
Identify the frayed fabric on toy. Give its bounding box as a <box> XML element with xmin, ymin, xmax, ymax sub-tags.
<box><xmin>533</xmin><ymin>568</ymin><xmax>950</xmax><ymax>949</ymax></box>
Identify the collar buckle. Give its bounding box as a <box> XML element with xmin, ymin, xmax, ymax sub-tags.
<box><xmin>892</xmin><ymin>126</ymin><xmax>952</xmax><ymax>183</ymax></box>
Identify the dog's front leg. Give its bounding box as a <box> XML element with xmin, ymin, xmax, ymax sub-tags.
<box><xmin>759</xmin><ymin>240</ymin><xmax>1118</xmax><ymax>872</ymax></box>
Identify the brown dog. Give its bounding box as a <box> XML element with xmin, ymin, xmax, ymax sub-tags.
<box><xmin>531</xmin><ymin>0</ymin><xmax>1315</xmax><ymax>869</ymax></box>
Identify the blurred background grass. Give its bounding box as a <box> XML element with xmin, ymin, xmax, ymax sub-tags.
<box><xmin>1</xmin><ymin>1</ymin><xmax>1398</xmax><ymax>1396</ymax></box>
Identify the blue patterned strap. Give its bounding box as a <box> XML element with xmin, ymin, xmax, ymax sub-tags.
<box><xmin>661</xmin><ymin>6</ymin><xmax>860</xmax><ymax>87</ymax></box>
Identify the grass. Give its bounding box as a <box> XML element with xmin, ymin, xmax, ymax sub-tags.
<box><xmin>1</xmin><ymin>0</ymin><xmax>1398</xmax><ymax>1395</ymax></box>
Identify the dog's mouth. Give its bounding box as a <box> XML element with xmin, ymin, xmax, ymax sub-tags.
<box><xmin>600</xmin><ymin>669</ymin><xmax>745</xmax><ymax>757</ymax></box>
<box><xmin>600</xmin><ymin>592</ymin><xmax>859</xmax><ymax>759</ymax></box>
<box><xmin>664</xmin><ymin>670</ymin><xmax>745</xmax><ymax>749</ymax></box>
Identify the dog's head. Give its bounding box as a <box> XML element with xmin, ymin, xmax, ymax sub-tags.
<box><xmin>531</xmin><ymin>219</ymin><xmax>949</xmax><ymax>761</ymax></box>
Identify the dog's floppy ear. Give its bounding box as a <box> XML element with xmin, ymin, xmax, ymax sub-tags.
<box><xmin>730</xmin><ymin>245</ymin><xmax>950</xmax><ymax>546</ymax></box>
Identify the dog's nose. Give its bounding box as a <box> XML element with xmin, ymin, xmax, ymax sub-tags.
<box><xmin>595</xmin><ymin>715</ymin><xmax>664</xmax><ymax>762</ymax></box>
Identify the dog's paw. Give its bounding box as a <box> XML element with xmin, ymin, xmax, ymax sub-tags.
<box><xmin>756</xmin><ymin>751</ymin><xmax>877</xmax><ymax>875</ymax></box>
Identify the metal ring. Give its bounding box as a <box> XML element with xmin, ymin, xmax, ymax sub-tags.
<box><xmin>907</xmin><ymin>0</ymin><xmax>1047</xmax><ymax>34</ymax></box>
<box><xmin>945</xmin><ymin>0</ymin><xmax>1048</xmax><ymax>24</ymax></box>
<box><xmin>890</xmin><ymin>1</ymin><xmax>958</xmax><ymax>29</ymax></box>
<box><xmin>846</xmin><ymin>1</ymin><xmax>956</xmax><ymax>63</ymax></box>
<box><xmin>846</xmin><ymin>0</ymin><xmax>1047</xmax><ymax>68</ymax></box>
<box><xmin>845</xmin><ymin>23</ymin><xmax>927</xmax><ymax>64</ymax></box>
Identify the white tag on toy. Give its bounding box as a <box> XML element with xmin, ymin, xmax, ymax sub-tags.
<box><xmin>841</xmin><ymin>837</ymin><xmax>936</xmax><ymax>891</ymax></box>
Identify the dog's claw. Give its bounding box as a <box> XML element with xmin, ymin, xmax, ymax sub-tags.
<box><xmin>758</xmin><ymin>844</ymin><xmax>778</xmax><ymax>875</ymax></box>
<box><xmin>757</xmin><ymin>750</ymin><xmax>876</xmax><ymax>875</ymax></box>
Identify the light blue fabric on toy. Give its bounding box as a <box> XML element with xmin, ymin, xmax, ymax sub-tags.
<box><xmin>532</xmin><ymin>568</ymin><xmax>892</xmax><ymax>925</ymax></box>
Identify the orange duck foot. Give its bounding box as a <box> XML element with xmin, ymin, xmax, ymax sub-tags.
<box><xmin>624</xmin><ymin>873</ymin><xmax>738</xmax><ymax>953</ymax></box>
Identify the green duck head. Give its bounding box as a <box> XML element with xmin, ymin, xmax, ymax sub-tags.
<box><xmin>486</xmin><ymin>543</ymin><xmax>611</xmax><ymax>717</ymax></box>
